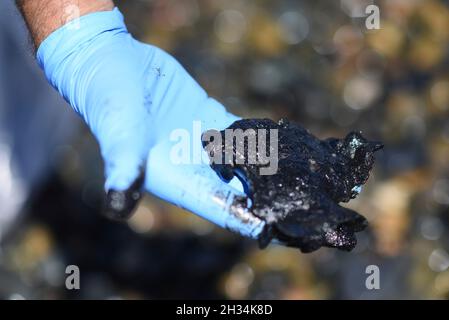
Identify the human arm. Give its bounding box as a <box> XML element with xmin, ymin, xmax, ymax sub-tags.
<box><xmin>17</xmin><ymin>0</ymin><xmax>114</xmax><ymax>48</ymax></box>
<box><xmin>16</xmin><ymin>0</ymin><xmax>265</xmax><ymax>238</ymax></box>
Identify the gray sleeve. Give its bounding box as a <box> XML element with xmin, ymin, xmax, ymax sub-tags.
<box><xmin>0</xmin><ymin>0</ymin><xmax>80</xmax><ymax>234</ymax></box>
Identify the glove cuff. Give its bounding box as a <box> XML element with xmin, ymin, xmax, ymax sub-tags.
<box><xmin>37</xmin><ymin>7</ymin><xmax>127</xmax><ymax>89</ymax></box>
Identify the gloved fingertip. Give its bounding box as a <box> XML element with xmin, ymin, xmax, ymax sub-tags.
<box><xmin>103</xmin><ymin>167</ymin><xmax>145</xmax><ymax>221</ymax></box>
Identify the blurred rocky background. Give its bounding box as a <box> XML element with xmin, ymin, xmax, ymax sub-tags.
<box><xmin>1</xmin><ymin>0</ymin><xmax>449</xmax><ymax>299</ymax></box>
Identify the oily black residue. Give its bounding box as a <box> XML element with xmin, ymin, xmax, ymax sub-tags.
<box><xmin>203</xmin><ymin>119</ymin><xmax>383</xmax><ymax>253</ymax></box>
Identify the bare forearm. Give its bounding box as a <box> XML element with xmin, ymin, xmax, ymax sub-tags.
<box><xmin>17</xmin><ymin>0</ymin><xmax>114</xmax><ymax>48</ymax></box>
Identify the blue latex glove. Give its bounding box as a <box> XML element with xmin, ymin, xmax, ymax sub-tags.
<box><xmin>37</xmin><ymin>8</ymin><xmax>264</xmax><ymax>238</ymax></box>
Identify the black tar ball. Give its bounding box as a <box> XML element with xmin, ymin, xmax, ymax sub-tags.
<box><xmin>203</xmin><ymin>118</ymin><xmax>383</xmax><ymax>253</ymax></box>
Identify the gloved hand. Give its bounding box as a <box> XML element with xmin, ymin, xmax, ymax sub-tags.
<box><xmin>37</xmin><ymin>8</ymin><xmax>264</xmax><ymax>238</ymax></box>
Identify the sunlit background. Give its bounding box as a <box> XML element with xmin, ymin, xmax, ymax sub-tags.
<box><xmin>1</xmin><ymin>0</ymin><xmax>449</xmax><ymax>299</ymax></box>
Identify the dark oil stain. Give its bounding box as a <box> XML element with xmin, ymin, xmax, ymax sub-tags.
<box><xmin>203</xmin><ymin>118</ymin><xmax>383</xmax><ymax>253</ymax></box>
